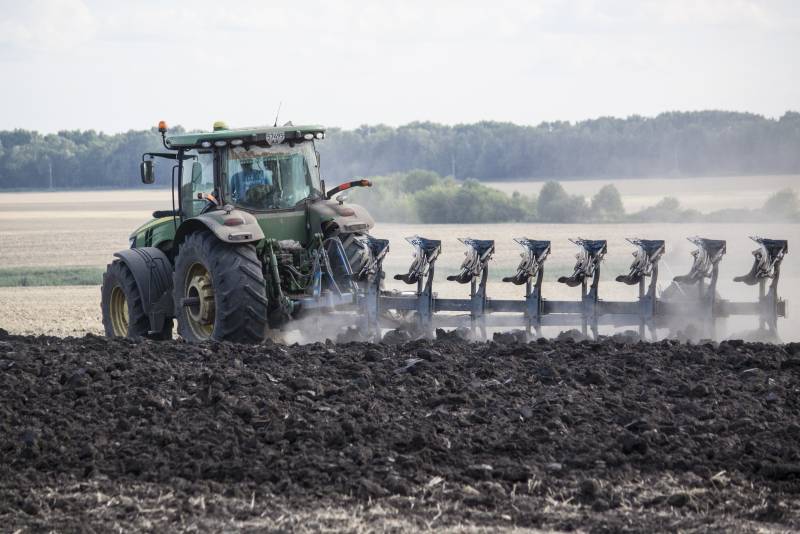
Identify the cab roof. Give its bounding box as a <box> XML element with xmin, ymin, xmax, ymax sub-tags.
<box><xmin>165</xmin><ymin>124</ymin><xmax>325</xmax><ymax>149</ymax></box>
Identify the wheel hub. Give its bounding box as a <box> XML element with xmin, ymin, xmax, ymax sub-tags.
<box><xmin>185</xmin><ymin>263</ymin><xmax>215</xmax><ymax>339</ymax></box>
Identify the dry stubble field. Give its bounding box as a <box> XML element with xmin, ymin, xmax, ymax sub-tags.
<box><xmin>0</xmin><ymin>188</ymin><xmax>798</xmax><ymax>340</ymax></box>
<box><xmin>0</xmin><ymin>190</ymin><xmax>168</xmax><ymax>336</ymax></box>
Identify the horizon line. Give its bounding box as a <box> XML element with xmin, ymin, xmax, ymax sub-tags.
<box><xmin>2</xmin><ymin>109</ymin><xmax>798</xmax><ymax>137</ymax></box>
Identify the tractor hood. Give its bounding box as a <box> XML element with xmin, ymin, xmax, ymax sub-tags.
<box><xmin>309</xmin><ymin>199</ymin><xmax>375</xmax><ymax>234</ymax></box>
<box><xmin>130</xmin><ymin>216</ymin><xmax>173</xmax><ymax>240</ymax></box>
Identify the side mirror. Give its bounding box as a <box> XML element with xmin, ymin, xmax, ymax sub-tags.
<box><xmin>191</xmin><ymin>161</ymin><xmax>203</xmax><ymax>184</ymax></box>
<box><xmin>140</xmin><ymin>160</ymin><xmax>155</xmax><ymax>184</ymax></box>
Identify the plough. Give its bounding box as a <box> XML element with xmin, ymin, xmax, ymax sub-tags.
<box><xmin>357</xmin><ymin>235</ymin><xmax>788</xmax><ymax>341</ymax></box>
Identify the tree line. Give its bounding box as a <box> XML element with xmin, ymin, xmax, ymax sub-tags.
<box><xmin>0</xmin><ymin>110</ymin><xmax>799</xmax><ymax>190</ymax></box>
<box><xmin>347</xmin><ymin>169</ymin><xmax>800</xmax><ymax>224</ymax></box>
<box><xmin>322</xmin><ymin>111</ymin><xmax>800</xmax><ymax>182</ymax></box>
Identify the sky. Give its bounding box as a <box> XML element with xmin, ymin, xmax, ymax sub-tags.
<box><xmin>0</xmin><ymin>0</ymin><xmax>798</xmax><ymax>133</ymax></box>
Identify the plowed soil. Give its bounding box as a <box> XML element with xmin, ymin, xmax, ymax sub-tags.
<box><xmin>1</xmin><ymin>328</ymin><xmax>799</xmax><ymax>532</ymax></box>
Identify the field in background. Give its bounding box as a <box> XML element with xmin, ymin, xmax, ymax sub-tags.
<box><xmin>1</xmin><ymin>187</ymin><xmax>798</xmax><ymax>339</ymax></box>
<box><xmin>0</xmin><ymin>266</ymin><xmax>102</xmax><ymax>287</ymax></box>
<box><xmin>0</xmin><ymin>190</ymin><xmax>169</xmax><ymax>268</ymax></box>
<box><xmin>3</xmin><ymin>176</ymin><xmax>798</xmax><ymax>268</ymax></box>
<box><xmin>488</xmin><ymin>174</ymin><xmax>800</xmax><ymax>212</ymax></box>
<box><xmin>0</xmin><ymin>286</ymin><xmax>101</xmax><ymax>337</ymax></box>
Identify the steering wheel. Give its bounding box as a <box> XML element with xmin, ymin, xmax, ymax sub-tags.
<box><xmin>197</xmin><ymin>192</ymin><xmax>220</xmax><ymax>214</ymax></box>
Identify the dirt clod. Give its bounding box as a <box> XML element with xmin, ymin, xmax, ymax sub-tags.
<box><xmin>578</xmin><ymin>478</ymin><xmax>599</xmax><ymax>499</ymax></box>
<box><xmin>667</xmin><ymin>492</ymin><xmax>690</xmax><ymax>507</ymax></box>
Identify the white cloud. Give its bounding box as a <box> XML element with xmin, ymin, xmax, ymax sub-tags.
<box><xmin>0</xmin><ymin>0</ymin><xmax>95</xmax><ymax>53</ymax></box>
<box><xmin>642</xmin><ymin>0</ymin><xmax>788</xmax><ymax>28</ymax></box>
<box><xmin>0</xmin><ymin>0</ymin><xmax>796</xmax><ymax>132</ymax></box>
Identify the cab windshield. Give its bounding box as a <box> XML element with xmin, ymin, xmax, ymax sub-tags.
<box><xmin>226</xmin><ymin>143</ymin><xmax>320</xmax><ymax>210</ymax></box>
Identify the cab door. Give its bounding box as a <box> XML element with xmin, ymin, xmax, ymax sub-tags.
<box><xmin>180</xmin><ymin>151</ymin><xmax>215</xmax><ymax>219</ymax></box>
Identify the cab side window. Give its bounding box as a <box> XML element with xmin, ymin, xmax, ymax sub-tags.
<box><xmin>181</xmin><ymin>152</ymin><xmax>215</xmax><ymax>217</ymax></box>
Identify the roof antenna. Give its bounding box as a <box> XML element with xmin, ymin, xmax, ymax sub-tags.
<box><xmin>273</xmin><ymin>101</ymin><xmax>282</xmax><ymax>127</ymax></box>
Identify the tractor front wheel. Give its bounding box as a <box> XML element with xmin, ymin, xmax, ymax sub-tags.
<box><xmin>101</xmin><ymin>260</ymin><xmax>172</xmax><ymax>339</ymax></box>
<box><xmin>173</xmin><ymin>231</ymin><xmax>268</xmax><ymax>343</ymax></box>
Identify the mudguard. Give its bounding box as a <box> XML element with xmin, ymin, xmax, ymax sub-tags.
<box><xmin>113</xmin><ymin>247</ymin><xmax>174</xmax><ymax>334</ymax></box>
<box><xmin>174</xmin><ymin>209</ymin><xmax>265</xmax><ymax>246</ymax></box>
<box><xmin>309</xmin><ymin>199</ymin><xmax>375</xmax><ymax>234</ymax></box>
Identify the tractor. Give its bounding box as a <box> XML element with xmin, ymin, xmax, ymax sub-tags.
<box><xmin>101</xmin><ymin>121</ymin><xmax>382</xmax><ymax>343</ymax></box>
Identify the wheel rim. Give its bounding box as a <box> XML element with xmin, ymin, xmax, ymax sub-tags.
<box><xmin>185</xmin><ymin>262</ymin><xmax>215</xmax><ymax>340</ymax></box>
<box><xmin>109</xmin><ymin>285</ymin><xmax>129</xmax><ymax>336</ymax></box>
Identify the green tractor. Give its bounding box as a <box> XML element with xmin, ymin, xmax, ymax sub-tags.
<box><xmin>101</xmin><ymin>121</ymin><xmax>384</xmax><ymax>343</ymax></box>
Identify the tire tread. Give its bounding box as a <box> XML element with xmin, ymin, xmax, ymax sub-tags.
<box><xmin>174</xmin><ymin>232</ymin><xmax>268</xmax><ymax>343</ymax></box>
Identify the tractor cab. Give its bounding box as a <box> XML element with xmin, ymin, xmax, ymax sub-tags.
<box><xmin>164</xmin><ymin>122</ymin><xmax>325</xmax><ymax>219</ymax></box>
<box><xmin>132</xmin><ymin>121</ymin><xmax>377</xmax><ymax>253</ymax></box>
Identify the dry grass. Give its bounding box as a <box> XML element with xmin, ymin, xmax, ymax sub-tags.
<box><xmin>6</xmin><ymin>475</ymin><xmax>795</xmax><ymax>533</ymax></box>
<box><xmin>8</xmin><ymin>480</ymin><xmax>550</xmax><ymax>533</ymax></box>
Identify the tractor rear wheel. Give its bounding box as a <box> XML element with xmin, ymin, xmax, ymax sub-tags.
<box><xmin>173</xmin><ymin>231</ymin><xmax>268</xmax><ymax>343</ymax></box>
<box><xmin>101</xmin><ymin>260</ymin><xmax>172</xmax><ymax>339</ymax></box>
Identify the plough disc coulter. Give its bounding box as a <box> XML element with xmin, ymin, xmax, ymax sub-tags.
<box><xmin>356</xmin><ymin>235</ymin><xmax>788</xmax><ymax>340</ymax></box>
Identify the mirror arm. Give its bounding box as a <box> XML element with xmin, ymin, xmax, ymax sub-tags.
<box><xmin>325</xmin><ymin>179</ymin><xmax>372</xmax><ymax>200</ymax></box>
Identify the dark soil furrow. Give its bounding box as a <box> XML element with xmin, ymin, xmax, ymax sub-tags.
<box><xmin>1</xmin><ymin>328</ymin><xmax>799</xmax><ymax>532</ymax></box>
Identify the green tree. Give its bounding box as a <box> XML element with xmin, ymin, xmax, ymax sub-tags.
<box><xmin>403</xmin><ymin>169</ymin><xmax>441</xmax><ymax>194</ymax></box>
<box><xmin>537</xmin><ymin>181</ymin><xmax>588</xmax><ymax>222</ymax></box>
<box><xmin>761</xmin><ymin>188</ymin><xmax>799</xmax><ymax>220</ymax></box>
<box><xmin>590</xmin><ymin>184</ymin><xmax>625</xmax><ymax>222</ymax></box>
<box><xmin>629</xmin><ymin>197</ymin><xmax>702</xmax><ymax>223</ymax></box>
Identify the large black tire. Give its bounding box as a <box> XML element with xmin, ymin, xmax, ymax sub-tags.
<box><xmin>173</xmin><ymin>232</ymin><xmax>268</xmax><ymax>343</ymax></box>
<box><xmin>101</xmin><ymin>260</ymin><xmax>172</xmax><ymax>340</ymax></box>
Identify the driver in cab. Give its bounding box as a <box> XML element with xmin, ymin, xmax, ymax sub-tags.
<box><xmin>231</xmin><ymin>159</ymin><xmax>274</xmax><ymax>207</ymax></box>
